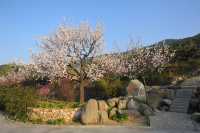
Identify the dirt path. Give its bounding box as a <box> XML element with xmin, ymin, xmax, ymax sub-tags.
<box><xmin>150</xmin><ymin>111</ymin><xmax>199</xmax><ymax>130</ymax></box>
<box><xmin>0</xmin><ymin>111</ymin><xmax>199</xmax><ymax>133</ymax></box>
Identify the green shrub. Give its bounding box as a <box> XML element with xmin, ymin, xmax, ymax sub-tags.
<box><xmin>47</xmin><ymin>119</ymin><xmax>65</xmax><ymax>125</ymax></box>
<box><xmin>90</xmin><ymin>75</ymin><xmax>129</xmax><ymax>99</ymax></box>
<box><xmin>0</xmin><ymin>86</ymin><xmax>38</xmax><ymax>121</ymax></box>
<box><xmin>112</xmin><ymin>114</ymin><xmax>128</xmax><ymax>122</ymax></box>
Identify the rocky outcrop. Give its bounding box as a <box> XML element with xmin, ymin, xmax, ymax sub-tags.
<box><xmin>80</xmin><ymin>79</ymin><xmax>154</xmax><ymax>125</ymax></box>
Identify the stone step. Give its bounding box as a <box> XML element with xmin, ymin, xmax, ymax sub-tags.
<box><xmin>176</xmin><ymin>95</ymin><xmax>192</xmax><ymax>98</ymax></box>
<box><xmin>172</xmin><ymin>100</ymin><xmax>189</xmax><ymax>103</ymax></box>
<box><xmin>170</xmin><ymin>105</ymin><xmax>187</xmax><ymax>109</ymax></box>
<box><xmin>172</xmin><ymin>101</ymin><xmax>190</xmax><ymax>104</ymax></box>
<box><xmin>173</xmin><ymin>101</ymin><xmax>190</xmax><ymax>104</ymax></box>
<box><xmin>170</xmin><ymin>109</ymin><xmax>187</xmax><ymax>113</ymax></box>
<box><xmin>169</xmin><ymin>89</ymin><xmax>193</xmax><ymax>113</ymax></box>
<box><xmin>172</xmin><ymin>100</ymin><xmax>190</xmax><ymax>102</ymax></box>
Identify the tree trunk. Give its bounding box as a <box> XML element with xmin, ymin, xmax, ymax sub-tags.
<box><xmin>80</xmin><ymin>81</ymin><xmax>85</xmax><ymax>103</ymax></box>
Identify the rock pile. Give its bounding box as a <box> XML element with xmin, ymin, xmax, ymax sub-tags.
<box><xmin>81</xmin><ymin>79</ymin><xmax>154</xmax><ymax>125</ymax></box>
<box><xmin>81</xmin><ymin>97</ymin><xmax>154</xmax><ymax>124</ymax></box>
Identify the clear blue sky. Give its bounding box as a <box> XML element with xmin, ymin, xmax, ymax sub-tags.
<box><xmin>0</xmin><ymin>0</ymin><xmax>200</xmax><ymax>64</ymax></box>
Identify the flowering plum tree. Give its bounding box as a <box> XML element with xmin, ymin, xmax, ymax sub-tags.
<box><xmin>31</xmin><ymin>22</ymin><xmax>117</xmax><ymax>103</ymax></box>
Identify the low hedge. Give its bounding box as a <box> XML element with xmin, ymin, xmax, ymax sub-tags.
<box><xmin>36</xmin><ymin>100</ymin><xmax>82</xmax><ymax>109</ymax></box>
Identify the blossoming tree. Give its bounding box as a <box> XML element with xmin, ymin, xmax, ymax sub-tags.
<box><xmin>120</xmin><ymin>40</ymin><xmax>175</xmax><ymax>84</ymax></box>
<box><xmin>31</xmin><ymin>22</ymin><xmax>117</xmax><ymax>103</ymax></box>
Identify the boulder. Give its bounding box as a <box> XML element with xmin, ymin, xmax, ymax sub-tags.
<box><xmin>109</xmin><ymin>107</ymin><xmax>117</xmax><ymax>118</ymax></box>
<box><xmin>73</xmin><ymin>108</ymin><xmax>82</xmax><ymax>121</ymax></box>
<box><xmin>162</xmin><ymin>99</ymin><xmax>173</xmax><ymax>106</ymax></box>
<box><xmin>138</xmin><ymin>103</ymin><xmax>154</xmax><ymax>116</ymax></box>
<box><xmin>143</xmin><ymin>108</ymin><xmax>154</xmax><ymax>116</ymax></box>
<box><xmin>128</xmin><ymin>109</ymin><xmax>141</xmax><ymax>117</ymax></box>
<box><xmin>99</xmin><ymin>111</ymin><xmax>109</xmax><ymax>124</ymax></box>
<box><xmin>81</xmin><ymin>99</ymin><xmax>99</xmax><ymax>124</ymax></box>
<box><xmin>158</xmin><ymin>99</ymin><xmax>172</xmax><ymax>111</ymax></box>
<box><xmin>117</xmin><ymin>109</ymin><xmax>128</xmax><ymax>115</ymax></box>
<box><xmin>98</xmin><ymin>100</ymin><xmax>108</xmax><ymax>112</ymax></box>
<box><xmin>127</xmin><ymin>99</ymin><xmax>138</xmax><ymax>110</ymax></box>
<box><xmin>118</xmin><ymin>99</ymin><xmax>127</xmax><ymax>109</ymax></box>
<box><xmin>191</xmin><ymin>112</ymin><xmax>200</xmax><ymax>123</ymax></box>
<box><xmin>107</xmin><ymin>97</ymin><xmax>119</xmax><ymax>108</ymax></box>
<box><xmin>127</xmin><ymin>79</ymin><xmax>146</xmax><ymax>102</ymax></box>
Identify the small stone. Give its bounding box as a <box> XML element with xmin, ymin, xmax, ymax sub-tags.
<box><xmin>99</xmin><ymin>111</ymin><xmax>109</xmax><ymax>124</ymax></box>
<box><xmin>162</xmin><ymin>99</ymin><xmax>173</xmax><ymax>106</ymax></box>
<box><xmin>109</xmin><ymin>107</ymin><xmax>117</xmax><ymax>118</ymax></box>
<box><xmin>118</xmin><ymin>99</ymin><xmax>127</xmax><ymax>109</ymax></box>
<box><xmin>117</xmin><ymin>109</ymin><xmax>128</xmax><ymax>115</ymax></box>
<box><xmin>98</xmin><ymin>100</ymin><xmax>109</xmax><ymax>112</ymax></box>
<box><xmin>107</xmin><ymin>98</ymin><xmax>119</xmax><ymax>107</ymax></box>
<box><xmin>127</xmin><ymin>99</ymin><xmax>138</xmax><ymax>110</ymax></box>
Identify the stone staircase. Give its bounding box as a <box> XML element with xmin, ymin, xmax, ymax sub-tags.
<box><xmin>181</xmin><ymin>76</ymin><xmax>200</xmax><ymax>87</ymax></box>
<box><xmin>170</xmin><ymin>89</ymin><xmax>193</xmax><ymax>113</ymax></box>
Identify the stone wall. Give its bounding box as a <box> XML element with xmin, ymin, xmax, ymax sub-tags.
<box><xmin>28</xmin><ymin>108</ymin><xmax>80</xmax><ymax>123</ymax></box>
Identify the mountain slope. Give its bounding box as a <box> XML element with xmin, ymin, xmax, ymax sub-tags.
<box><xmin>153</xmin><ymin>33</ymin><xmax>200</xmax><ymax>85</ymax></box>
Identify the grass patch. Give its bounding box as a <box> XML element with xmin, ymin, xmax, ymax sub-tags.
<box><xmin>112</xmin><ymin>113</ymin><xmax>128</xmax><ymax>122</ymax></box>
<box><xmin>47</xmin><ymin>119</ymin><xmax>65</xmax><ymax>125</ymax></box>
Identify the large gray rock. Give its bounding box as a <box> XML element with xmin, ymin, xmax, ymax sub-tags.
<box><xmin>138</xmin><ymin>103</ymin><xmax>154</xmax><ymax>116</ymax></box>
<box><xmin>109</xmin><ymin>107</ymin><xmax>117</xmax><ymax>118</ymax></box>
<box><xmin>118</xmin><ymin>99</ymin><xmax>127</xmax><ymax>109</ymax></box>
<box><xmin>127</xmin><ymin>79</ymin><xmax>146</xmax><ymax>102</ymax></box>
<box><xmin>128</xmin><ymin>109</ymin><xmax>141</xmax><ymax>117</ymax></box>
<box><xmin>127</xmin><ymin>99</ymin><xmax>139</xmax><ymax>110</ymax></box>
<box><xmin>107</xmin><ymin>97</ymin><xmax>119</xmax><ymax>108</ymax></box>
<box><xmin>81</xmin><ymin>99</ymin><xmax>99</xmax><ymax>124</ymax></box>
<box><xmin>143</xmin><ymin>108</ymin><xmax>154</xmax><ymax>116</ymax></box>
<box><xmin>98</xmin><ymin>100</ymin><xmax>108</xmax><ymax>112</ymax></box>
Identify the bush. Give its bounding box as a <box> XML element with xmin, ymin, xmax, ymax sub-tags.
<box><xmin>86</xmin><ymin>75</ymin><xmax>129</xmax><ymax>100</ymax></box>
<box><xmin>0</xmin><ymin>86</ymin><xmax>38</xmax><ymax>121</ymax></box>
<box><xmin>112</xmin><ymin>114</ymin><xmax>128</xmax><ymax>122</ymax></box>
<box><xmin>47</xmin><ymin>119</ymin><xmax>65</xmax><ymax>125</ymax></box>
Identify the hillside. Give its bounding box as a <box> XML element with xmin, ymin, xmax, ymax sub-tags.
<box><xmin>0</xmin><ymin>64</ymin><xmax>16</xmax><ymax>76</ymax></box>
<box><xmin>153</xmin><ymin>33</ymin><xmax>200</xmax><ymax>85</ymax></box>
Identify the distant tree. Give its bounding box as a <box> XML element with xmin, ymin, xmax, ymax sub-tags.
<box><xmin>120</xmin><ymin>40</ymin><xmax>175</xmax><ymax>84</ymax></box>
